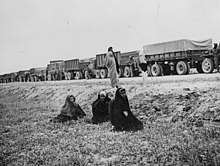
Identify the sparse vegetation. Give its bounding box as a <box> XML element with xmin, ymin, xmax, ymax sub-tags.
<box><xmin>1</xmin><ymin>76</ymin><xmax>220</xmax><ymax>165</ymax></box>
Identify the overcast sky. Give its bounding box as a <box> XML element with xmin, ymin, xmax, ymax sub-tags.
<box><xmin>0</xmin><ymin>0</ymin><xmax>220</xmax><ymax>75</ymax></box>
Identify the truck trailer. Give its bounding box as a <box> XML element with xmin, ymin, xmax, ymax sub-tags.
<box><xmin>64</xmin><ymin>58</ymin><xmax>94</xmax><ymax>80</ymax></box>
<box><xmin>141</xmin><ymin>38</ymin><xmax>214</xmax><ymax>76</ymax></box>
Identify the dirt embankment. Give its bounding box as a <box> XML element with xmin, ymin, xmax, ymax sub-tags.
<box><xmin>0</xmin><ymin>73</ymin><xmax>220</xmax><ymax>124</ymax></box>
<box><xmin>1</xmin><ymin>73</ymin><xmax>220</xmax><ymax>165</ymax></box>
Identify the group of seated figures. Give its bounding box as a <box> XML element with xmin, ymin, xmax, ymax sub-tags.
<box><xmin>50</xmin><ymin>87</ymin><xmax>143</xmax><ymax>132</ymax></box>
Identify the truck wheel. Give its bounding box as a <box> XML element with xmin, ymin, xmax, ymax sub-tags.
<box><xmin>176</xmin><ymin>61</ymin><xmax>188</xmax><ymax>75</ymax></box>
<box><xmin>84</xmin><ymin>70</ymin><xmax>90</xmax><ymax>79</ymax></box>
<box><xmin>95</xmin><ymin>70</ymin><xmax>101</xmax><ymax>79</ymax></box>
<box><xmin>118</xmin><ymin>67</ymin><xmax>123</xmax><ymax>78</ymax></box>
<box><xmin>100</xmin><ymin>69</ymin><xmax>108</xmax><ymax>79</ymax></box>
<box><xmin>184</xmin><ymin>61</ymin><xmax>190</xmax><ymax>74</ymax></box>
<box><xmin>75</xmin><ymin>71</ymin><xmax>82</xmax><ymax>80</ymax></box>
<box><xmin>158</xmin><ymin>64</ymin><xmax>163</xmax><ymax>76</ymax></box>
<box><xmin>195</xmin><ymin>63</ymin><xmax>203</xmax><ymax>73</ymax></box>
<box><xmin>124</xmin><ymin>66</ymin><xmax>131</xmax><ymax>77</ymax></box>
<box><xmin>151</xmin><ymin>64</ymin><xmax>161</xmax><ymax>76</ymax></box>
<box><xmin>202</xmin><ymin>58</ymin><xmax>214</xmax><ymax>73</ymax></box>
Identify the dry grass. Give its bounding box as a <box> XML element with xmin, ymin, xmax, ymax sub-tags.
<box><xmin>1</xmin><ymin>74</ymin><xmax>220</xmax><ymax>165</ymax></box>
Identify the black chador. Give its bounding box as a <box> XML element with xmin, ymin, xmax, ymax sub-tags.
<box><xmin>91</xmin><ymin>91</ymin><xmax>111</xmax><ymax>124</ymax></box>
<box><xmin>109</xmin><ymin>88</ymin><xmax>143</xmax><ymax>131</ymax></box>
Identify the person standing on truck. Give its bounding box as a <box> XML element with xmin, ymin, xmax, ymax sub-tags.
<box><xmin>104</xmin><ymin>47</ymin><xmax>119</xmax><ymax>88</ymax></box>
<box><xmin>211</xmin><ymin>43</ymin><xmax>219</xmax><ymax>73</ymax></box>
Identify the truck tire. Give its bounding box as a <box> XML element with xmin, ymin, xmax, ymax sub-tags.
<box><xmin>195</xmin><ymin>63</ymin><xmax>204</xmax><ymax>73</ymax></box>
<box><xmin>184</xmin><ymin>61</ymin><xmax>190</xmax><ymax>74</ymax></box>
<box><xmin>124</xmin><ymin>66</ymin><xmax>131</xmax><ymax>77</ymax></box>
<box><xmin>75</xmin><ymin>71</ymin><xmax>82</xmax><ymax>80</ymax></box>
<box><xmin>95</xmin><ymin>70</ymin><xmax>101</xmax><ymax>79</ymax></box>
<box><xmin>100</xmin><ymin>69</ymin><xmax>108</xmax><ymax>79</ymax></box>
<box><xmin>130</xmin><ymin>66</ymin><xmax>134</xmax><ymax>77</ymax></box>
<box><xmin>118</xmin><ymin>67</ymin><xmax>123</xmax><ymax>78</ymax></box>
<box><xmin>176</xmin><ymin>61</ymin><xmax>188</xmax><ymax>75</ymax></box>
<box><xmin>202</xmin><ymin>58</ymin><xmax>214</xmax><ymax>73</ymax></box>
<box><xmin>158</xmin><ymin>64</ymin><xmax>163</xmax><ymax>76</ymax></box>
<box><xmin>151</xmin><ymin>64</ymin><xmax>161</xmax><ymax>76</ymax></box>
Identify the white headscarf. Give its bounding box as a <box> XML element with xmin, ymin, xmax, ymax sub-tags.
<box><xmin>99</xmin><ymin>91</ymin><xmax>106</xmax><ymax>97</ymax></box>
<box><xmin>139</xmin><ymin>50</ymin><xmax>146</xmax><ymax>63</ymax></box>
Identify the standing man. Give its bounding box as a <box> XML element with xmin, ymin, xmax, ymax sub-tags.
<box><xmin>104</xmin><ymin>47</ymin><xmax>119</xmax><ymax>88</ymax></box>
<box><xmin>216</xmin><ymin>43</ymin><xmax>220</xmax><ymax>73</ymax></box>
<box><xmin>212</xmin><ymin>43</ymin><xmax>219</xmax><ymax>73</ymax></box>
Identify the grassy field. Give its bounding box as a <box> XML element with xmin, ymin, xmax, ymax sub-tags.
<box><xmin>1</xmin><ymin>75</ymin><xmax>220</xmax><ymax>165</ymax></box>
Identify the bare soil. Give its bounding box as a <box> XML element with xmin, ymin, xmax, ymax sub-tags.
<box><xmin>0</xmin><ymin>72</ymin><xmax>220</xmax><ymax>165</ymax></box>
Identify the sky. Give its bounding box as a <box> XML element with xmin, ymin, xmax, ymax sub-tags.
<box><xmin>0</xmin><ymin>0</ymin><xmax>220</xmax><ymax>75</ymax></box>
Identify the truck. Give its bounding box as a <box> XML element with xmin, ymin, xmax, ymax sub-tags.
<box><xmin>140</xmin><ymin>38</ymin><xmax>214</xmax><ymax>76</ymax></box>
<box><xmin>88</xmin><ymin>51</ymin><xmax>141</xmax><ymax>79</ymax></box>
<box><xmin>1</xmin><ymin>74</ymin><xmax>9</xmax><ymax>83</ymax></box>
<box><xmin>64</xmin><ymin>58</ymin><xmax>94</xmax><ymax>80</ymax></box>
<box><xmin>17</xmin><ymin>70</ymin><xmax>30</xmax><ymax>82</ymax></box>
<box><xmin>94</xmin><ymin>51</ymin><xmax>121</xmax><ymax>79</ymax></box>
<box><xmin>29</xmin><ymin>67</ymin><xmax>47</xmax><ymax>82</ymax></box>
<box><xmin>120</xmin><ymin>51</ymin><xmax>140</xmax><ymax>77</ymax></box>
<box><xmin>47</xmin><ymin>60</ymin><xmax>64</xmax><ymax>81</ymax></box>
<box><xmin>8</xmin><ymin>72</ymin><xmax>18</xmax><ymax>82</ymax></box>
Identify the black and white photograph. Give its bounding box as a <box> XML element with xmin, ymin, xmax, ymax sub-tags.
<box><xmin>0</xmin><ymin>0</ymin><xmax>220</xmax><ymax>165</ymax></box>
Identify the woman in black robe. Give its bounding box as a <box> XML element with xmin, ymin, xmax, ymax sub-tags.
<box><xmin>91</xmin><ymin>91</ymin><xmax>111</xmax><ymax>124</ymax></box>
<box><xmin>50</xmin><ymin>95</ymin><xmax>86</xmax><ymax>123</ymax></box>
<box><xmin>109</xmin><ymin>88</ymin><xmax>143</xmax><ymax>131</ymax></box>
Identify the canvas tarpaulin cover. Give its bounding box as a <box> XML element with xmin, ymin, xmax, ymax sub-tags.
<box><xmin>143</xmin><ymin>38</ymin><xmax>212</xmax><ymax>55</ymax></box>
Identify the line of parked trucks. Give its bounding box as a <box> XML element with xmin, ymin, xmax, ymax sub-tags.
<box><xmin>0</xmin><ymin>50</ymin><xmax>141</xmax><ymax>83</ymax></box>
<box><xmin>0</xmin><ymin>38</ymin><xmax>219</xmax><ymax>83</ymax></box>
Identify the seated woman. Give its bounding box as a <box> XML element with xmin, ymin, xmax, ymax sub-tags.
<box><xmin>50</xmin><ymin>95</ymin><xmax>86</xmax><ymax>123</ymax></box>
<box><xmin>109</xmin><ymin>87</ymin><xmax>143</xmax><ymax>131</ymax></box>
<box><xmin>91</xmin><ymin>91</ymin><xmax>111</xmax><ymax>124</ymax></box>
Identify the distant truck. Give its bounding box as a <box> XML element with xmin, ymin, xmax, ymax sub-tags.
<box><xmin>64</xmin><ymin>58</ymin><xmax>94</xmax><ymax>80</ymax></box>
<box><xmin>86</xmin><ymin>51</ymin><xmax>141</xmax><ymax>79</ymax></box>
<box><xmin>29</xmin><ymin>67</ymin><xmax>47</xmax><ymax>82</ymax></box>
<box><xmin>8</xmin><ymin>72</ymin><xmax>17</xmax><ymax>82</ymax></box>
<box><xmin>47</xmin><ymin>60</ymin><xmax>64</xmax><ymax>81</ymax></box>
<box><xmin>17</xmin><ymin>70</ymin><xmax>30</xmax><ymax>82</ymax></box>
<box><xmin>140</xmin><ymin>38</ymin><xmax>215</xmax><ymax>76</ymax></box>
<box><xmin>94</xmin><ymin>51</ymin><xmax>121</xmax><ymax>79</ymax></box>
<box><xmin>1</xmin><ymin>74</ymin><xmax>9</xmax><ymax>83</ymax></box>
<box><xmin>120</xmin><ymin>51</ymin><xmax>140</xmax><ymax>77</ymax></box>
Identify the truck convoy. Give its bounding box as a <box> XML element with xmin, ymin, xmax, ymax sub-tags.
<box><xmin>0</xmin><ymin>38</ymin><xmax>219</xmax><ymax>83</ymax></box>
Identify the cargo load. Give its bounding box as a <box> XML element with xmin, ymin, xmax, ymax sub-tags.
<box><xmin>143</xmin><ymin>38</ymin><xmax>212</xmax><ymax>55</ymax></box>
